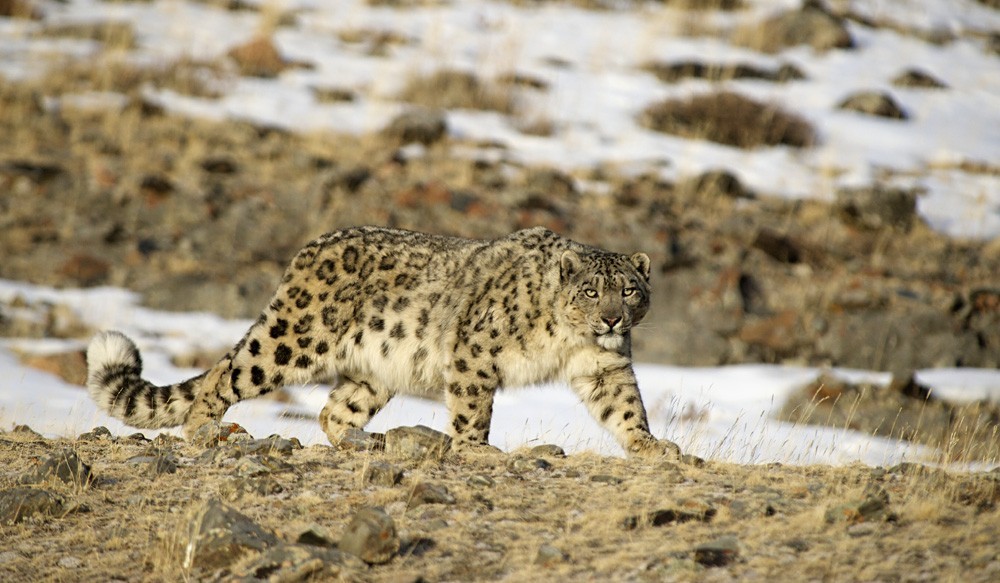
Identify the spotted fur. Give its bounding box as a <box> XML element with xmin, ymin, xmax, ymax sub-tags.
<box><xmin>86</xmin><ymin>226</ymin><xmax>674</xmax><ymax>456</ymax></box>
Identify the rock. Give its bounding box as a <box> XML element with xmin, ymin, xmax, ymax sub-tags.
<box><xmin>694</xmin><ymin>536</ymin><xmax>740</xmax><ymax>567</ymax></box>
<box><xmin>234</xmin><ymin>435</ymin><xmax>302</xmax><ymax>457</ymax></box>
<box><xmin>738</xmin><ymin>310</ymin><xmax>803</xmax><ymax>358</ymax></box>
<box><xmin>17</xmin><ymin>350</ymin><xmax>88</xmax><ymax>385</ymax></box>
<box><xmin>507</xmin><ymin>457</ymin><xmax>553</xmax><ymax>473</ymax></box>
<box><xmin>338</xmin><ymin>428</ymin><xmax>385</xmax><ymax>452</ymax></box>
<box><xmin>221</xmin><ymin>476</ymin><xmax>284</xmax><ymax>500</ymax></box>
<box><xmin>226</xmin><ymin>36</ymin><xmax>301</xmax><ymax>78</ymax></box>
<box><xmin>824</xmin><ymin>486</ymin><xmax>892</xmax><ymax>525</ymax></box>
<box><xmin>407</xmin><ymin>483</ymin><xmax>456</xmax><ymax>509</ymax></box>
<box><xmin>364</xmin><ymin>461</ymin><xmax>404</xmax><ymax>486</ymax></box>
<box><xmin>20</xmin><ymin>449</ymin><xmax>94</xmax><ymax>488</ymax></box>
<box><xmin>834</xmin><ymin>185</ymin><xmax>917</xmax><ymax>231</ymax></box>
<box><xmin>467</xmin><ymin>474</ymin><xmax>495</xmax><ymax>488</ymax></box>
<box><xmin>623</xmin><ymin>502</ymin><xmax>716</xmax><ymax>530</ymax></box>
<box><xmin>383</xmin><ymin>108</ymin><xmax>448</xmax><ymax>146</ymax></box>
<box><xmin>339</xmin><ymin>507</ymin><xmax>400</xmax><ymax>565</ymax></box>
<box><xmin>77</xmin><ymin>426</ymin><xmax>112</xmax><ymax>441</ymax></box>
<box><xmin>536</xmin><ymin>544</ymin><xmax>569</xmax><ymax>566</ymax></box>
<box><xmin>184</xmin><ymin>498</ymin><xmax>278</xmax><ymax>570</ymax></box>
<box><xmin>677</xmin><ymin>170</ymin><xmax>753</xmax><ymax>200</ymax></box>
<box><xmin>10</xmin><ymin>424</ymin><xmax>44</xmax><ymax>440</ymax></box>
<box><xmin>0</xmin><ymin>488</ymin><xmax>66</xmax><ymax>524</ymax></box>
<box><xmin>529</xmin><ymin>444</ymin><xmax>566</xmax><ymax>458</ymax></box>
<box><xmin>233</xmin><ymin>455</ymin><xmax>294</xmax><ymax>477</ymax></box>
<box><xmin>57</xmin><ymin>556</ymin><xmax>82</xmax><ymax>569</ymax></box>
<box><xmin>191</xmin><ymin>421</ymin><xmax>251</xmax><ymax>448</ymax></box>
<box><xmin>590</xmin><ymin>474</ymin><xmax>623</xmax><ymax>485</ymax></box>
<box><xmin>892</xmin><ymin>69</ymin><xmax>948</xmax><ymax>89</ymax></box>
<box><xmin>838</xmin><ymin>91</ymin><xmax>908</xmax><ymax>120</ymax></box>
<box><xmin>234</xmin><ymin>543</ymin><xmax>365</xmax><ymax>580</ymax></box>
<box><xmin>126</xmin><ymin>452</ymin><xmax>179</xmax><ymax>478</ymax></box>
<box><xmin>752</xmin><ymin>229</ymin><xmax>803</xmax><ymax>264</ymax></box>
<box><xmin>734</xmin><ymin>2</ymin><xmax>853</xmax><ymax>53</ymax></box>
<box><xmin>680</xmin><ymin>454</ymin><xmax>706</xmax><ymax>468</ymax></box>
<box><xmin>295</xmin><ymin>525</ymin><xmax>337</xmax><ymax>547</ymax></box>
<box><xmin>384</xmin><ymin>425</ymin><xmax>452</xmax><ymax>459</ymax></box>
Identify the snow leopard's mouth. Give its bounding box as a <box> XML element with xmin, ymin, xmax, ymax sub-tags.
<box><xmin>596</xmin><ymin>331</ymin><xmax>625</xmax><ymax>350</ymax></box>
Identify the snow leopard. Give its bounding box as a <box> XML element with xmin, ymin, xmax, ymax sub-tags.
<box><xmin>86</xmin><ymin>226</ymin><xmax>677</xmax><ymax>457</ymax></box>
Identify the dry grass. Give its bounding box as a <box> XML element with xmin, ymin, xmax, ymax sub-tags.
<box><xmin>638</xmin><ymin>91</ymin><xmax>816</xmax><ymax>149</ymax></box>
<box><xmin>2</xmin><ymin>431</ymin><xmax>997</xmax><ymax>581</ymax></box>
<box><xmin>397</xmin><ymin>69</ymin><xmax>517</xmax><ymax>114</ymax></box>
<box><xmin>30</xmin><ymin>56</ymin><xmax>228</xmax><ymax>99</ymax></box>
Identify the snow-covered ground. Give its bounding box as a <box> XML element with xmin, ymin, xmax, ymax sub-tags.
<box><xmin>3</xmin><ymin>278</ymin><xmax>1000</xmax><ymax>469</ymax></box>
<box><xmin>1</xmin><ymin>1</ymin><xmax>999</xmax><ymax>467</ymax></box>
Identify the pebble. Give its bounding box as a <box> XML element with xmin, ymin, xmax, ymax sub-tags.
<box><xmin>467</xmin><ymin>474</ymin><xmax>495</xmax><ymax>488</ymax></box>
<box><xmin>408</xmin><ymin>483</ymin><xmax>456</xmax><ymax>509</ymax></box>
<box><xmin>57</xmin><ymin>556</ymin><xmax>82</xmax><ymax>569</ymax></box>
<box><xmin>536</xmin><ymin>544</ymin><xmax>568</xmax><ymax>566</ymax></box>
<box><xmin>530</xmin><ymin>444</ymin><xmax>566</xmax><ymax>458</ymax></box>
<box><xmin>364</xmin><ymin>461</ymin><xmax>404</xmax><ymax>486</ymax></box>
<box><xmin>339</xmin><ymin>507</ymin><xmax>400</xmax><ymax>565</ymax></box>
<box><xmin>694</xmin><ymin>536</ymin><xmax>740</xmax><ymax>567</ymax></box>
<box><xmin>507</xmin><ymin>457</ymin><xmax>552</xmax><ymax>473</ymax></box>
<box><xmin>77</xmin><ymin>426</ymin><xmax>112</xmax><ymax>441</ymax></box>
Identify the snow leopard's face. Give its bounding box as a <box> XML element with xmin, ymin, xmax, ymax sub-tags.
<box><xmin>559</xmin><ymin>249</ymin><xmax>651</xmax><ymax>351</ymax></box>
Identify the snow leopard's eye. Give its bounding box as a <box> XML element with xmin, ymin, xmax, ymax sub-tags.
<box><xmin>583</xmin><ymin>288</ymin><xmax>599</xmax><ymax>299</ymax></box>
<box><xmin>622</xmin><ymin>287</ymin><xmax>636</xmax><ymax>298</ymax></box>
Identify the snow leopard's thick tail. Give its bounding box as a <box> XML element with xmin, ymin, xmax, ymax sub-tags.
<box><xmin>86</xmin><ymin>331</ymin><xmax>204</xmax><ymax>429</ymax></box>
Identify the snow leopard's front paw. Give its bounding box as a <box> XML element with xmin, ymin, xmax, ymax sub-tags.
<box><xmin>627</xmin><ymin>435</ymin><xmax>681</xmax><ymax>460</ymax></box>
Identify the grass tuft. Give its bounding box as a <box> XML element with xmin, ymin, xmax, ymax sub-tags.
<box><xmin>638</xmin><ymin>91</ymin><xmax>816</xmax><ymax>149</ymax></box>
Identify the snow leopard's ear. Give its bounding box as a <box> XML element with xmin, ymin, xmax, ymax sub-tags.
<box><xmin>560</xmin><ymin>250</ymin><xmax>582</xmax><ymax>282</ymax></box>
<box><xmin>629</xmin><ymin>252</ymin><xmax>651</xmax><ymax>282</ymax></box>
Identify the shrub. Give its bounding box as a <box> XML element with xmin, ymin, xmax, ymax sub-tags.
<box><xmin>638</xmin><ymin>91</ymin><xmax>816</xmax><ymax>149</ymax></box>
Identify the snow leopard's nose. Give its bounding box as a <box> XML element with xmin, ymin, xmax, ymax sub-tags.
<box><xmin>603</xmin><ymin>316</ymin><xmax>621</xmax><ymax>329</ymax></box>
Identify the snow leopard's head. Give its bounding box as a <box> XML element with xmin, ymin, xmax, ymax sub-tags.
<box><xmin>558</xmin><ymin>248</ymin><xmax>651</xmax><ymax>351</ymax></box>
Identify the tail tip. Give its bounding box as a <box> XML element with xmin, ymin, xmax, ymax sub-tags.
<box><xmin>87</xmin><ymin>330</ymin><xmax>140</xmax><ymax>373</ymax></box>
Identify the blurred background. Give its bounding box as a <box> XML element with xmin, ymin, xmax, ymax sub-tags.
<box><xmin>1</xmin><ymin>0</ymin><xmax>999</xmax><ymax>372</ymax></box>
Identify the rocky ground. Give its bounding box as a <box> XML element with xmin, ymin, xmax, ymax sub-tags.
<box><xmin>1</xmin><ymin>422</ymin><xmax>999</xmax><ymax>582</ymax></box>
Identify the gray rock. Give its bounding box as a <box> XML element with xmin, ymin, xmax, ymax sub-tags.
<box><xmin>834</xmin><ymin>185</ymin><xmax>917</xmax><ymax>232</ymax></box>
<box><xmin>221</xmin><ymin>476</ymin><xmax>284</xmax><ymax>500</ymax></box>
<box><xmin>467</xmin><ymin>474</ymin><xmax>495</xmax><ymax>488</ymax></box>
<box><xmin>190</xmin><ymin>421</ymin><xmax>251</xmax><ymax>448</ymax></box>
<box><xmin>623</xmin><ymin>502</ymin><xmax>716</xmax><ymax>530</ymax></box>
<box><xmin>234</xmin><ymin>543</ymin><xmax>365</xmax><ymax>580</ymax></box>
<box><xmin>694</xmin><ymin>535</ymin><xmax>740</xmax><ymax>567</ymax></box>
<box><xmin>825</xmin><ymin>485</ymin><xmax>892</xmax><ymax>525</ymax></box>
<box><xmin>20</xmin><ymin>449</ymin><xmax>93</xmax><ymax>488</ymax></box>
<box><xmin>536</xmin><ymin>544</ymin><xmax>568</xmax><ymax>566</ymax></box>
<box><xmin>184</xmin><ymin>498</ymin><xmax>278</xmax><ymax>570</ymax></box>
<box><xmin>507</xmin><ymin>457</ymin><xmax>553</xmax><ymax>473</ymax></box>
<box><xmin>590</xmin><ymin>474</ymin><xmax>623</xmax><ymax>485</ymax></box>
<box><xmin>838</xmin><ymin>91</ymin><xmax>908</xmax><ymax>120</ymax></box>
<box><xmin>530</xmin><ymin>444</ymin><xmax>566</xmax><ymax>458</ymax></box>
<box><xmin>383</xmin><ymin>108</ymin><xmax>448</xmax><ymax>146</ymax></box>
<box><xmin>339</xmin><ymin>507</ymin><xmax>400</xmax><ymax>565</ymax></box>
<box><xmin>57</xmin><ymin>556</ymin><xmax>82</xmax><ymax>569</ymax></box>
<box><xmin>77</xmin><ymin>426</ymin><xmax>112</xmax><ymax>441</ymax></box>
<box><xmin>338</xmin><ymin>427</ymin><xmax>385</xmax><ymax>452</ymax></box>
<box><xmin>234</xmin><ymin>435</ymin><xmax>301</xmax><ymax>457</ymax></box>
<box><xmin>233</xmin><ymin>455</ymin><xmax>294</xmax><ymax>477</ymax></box>
<box><xmin>126</xmin><ymin>453</ymin><xmax>179</xmax><ymax>478</ymax></box>
<box><xmin>385</xmin><ymin>425</ymin><xmax>452</xmax><ymax>459</ymax></box>
<box><xmin>407</xmin><ymin>483</ymin><xmax>456</xmax><ymax>509</ymax></box>
<box><xmin>364</xmin><ymin>461</ymin><xmax>404</xmax><ymax>486</ymax></box>
<box><xmin>0</xmin><ymin>488</ymin><xmax>66</xmax><ymax>524</ymax></box>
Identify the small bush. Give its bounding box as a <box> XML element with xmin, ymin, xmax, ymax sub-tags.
<box><xmin>397</xmin><ymin>70</ymin><xmax>516</xmax><ymax>114</ymax></box>
<box><xmin>638</xmin><ymin>91</ymin><xmax>816</xmax><ymax>149</ymax></box>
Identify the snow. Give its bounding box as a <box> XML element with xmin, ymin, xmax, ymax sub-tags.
<box><xmin>3</xmin><ymin>279</ymin><xmax>999</xmax><ymax>469</ymax></box>
<box><xmin>1</xmin><ymin>1</ymin><xmax>999</xmax><ymax>468</ymax></box>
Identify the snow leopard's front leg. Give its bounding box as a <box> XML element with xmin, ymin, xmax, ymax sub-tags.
<box><xmin>568</xmin><ymin>350</ymin><xmax>679</xmax><ymax>459</ymax></box>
